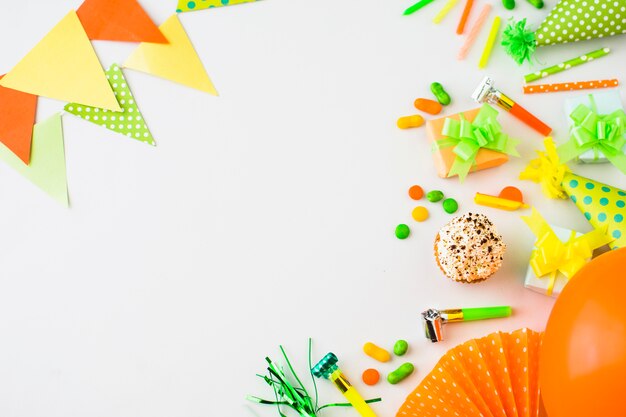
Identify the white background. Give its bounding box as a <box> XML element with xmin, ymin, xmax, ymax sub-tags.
<box><xmin>0</xmin><ymin>1</ymin><xmax>625</xmax><ymax>416</ymax></box>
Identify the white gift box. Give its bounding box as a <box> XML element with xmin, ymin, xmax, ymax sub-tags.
<box><xmin>524</xmin><ymin>225</ymin><xmax>584</xmax><ymax>298</ymax></box>
<box><xmin>564</xmin><ymin>90</ymin><xmax>626</xmax><ymax>164</ymax></box>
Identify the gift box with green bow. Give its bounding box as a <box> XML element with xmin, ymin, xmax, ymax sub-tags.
<box><xmin>557</xmin><ymin>91</ymin><xmax>626</xmax><ymax>171</ymax></box>
<box><xmin>426</xmin><ymin>104</ymin><xmax>520</xmax><ymax>182</ymax></box>
<box><xmin>522</xmin><ymin>208</ymin><xmax>613</xmax><ymax>297</ymax></box>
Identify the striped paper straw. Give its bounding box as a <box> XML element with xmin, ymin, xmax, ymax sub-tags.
<box><xmin>524</xmin><ymin>47</ymin><xmax>611</xmax><ymax>83</ymax></box>
<box><xmin>523</xmin><ymin>79</ymin><xmax>619</xmax><ymax>94</ymax></box>
<box><xmin>458</xmin><ymin>4</ymin><xmax>492</xmax><ymax>60</ymax></box>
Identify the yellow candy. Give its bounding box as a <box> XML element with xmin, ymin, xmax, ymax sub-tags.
<box><xmin>412</xmin><ymin>206</ymin><xmax>429</xmax><ymax>222</ymax></box>
<box><xmin>397</xmin><ymin>115</ymin><xmax>425</xmax><ymax>129</ymax></box>
<box><xmin>363</xmin><ymin>342</ymin><xmax>391</xmax><ymax>362</ymax></box>
<box><xmin>474</xmin><ymin>193</ymin><xmax>528</xmax><ymax>211</ymax></box>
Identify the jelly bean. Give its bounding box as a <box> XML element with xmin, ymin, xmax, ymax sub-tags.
<box><xmin>443</xmin><ymin>198</ymin><xmax>458</xmax><ymax>214</ymax></box>
<box><xmin>395</xmin><ymin>224</ymin><xmax>410</xmax><ymax>240</ymax></box>
<box><xmin>362</xmin><ymin>368</ymin><xmax>380</xmax><ymax>386</ymax></box>
<box><xmin>387</xmin><ymin>362</ymin><xmax>414</xmax><ymax>384</ymax></box>
<box><xmin>414</xmin><ymin>98</ymin><xmax>443</xmax><ymax>115</ymax></box>
<box><xmin>408</xmin><ymin>185</ymin><xmax>424</xmax><ymax>200</ymax></box>
<box><xmin>525</xmin><ymin>0</ymin><xmax>543</xmax><ymax>8</ymax></box>
<box><xmin>397</xmin><ymin>115</ymin><xmax>425</xmax><ymax>129</ymax></box>
<box><xmin>426</xmin><ymin>190</ymin><xmax>444</xmax><ymax>202</ymax></box>
<box><xmin>502</xmin><ymin>0</ymin><xmax>515</xmax><ymax>9</ymax></box>
<box><xmin>412</xmin><ymin>206</ymin><xmax>429</xmax><ymax>222</ymax></box>
<box><xmin>430</xmin><ymin>82</ymin><xmax>451</xmax><ymax>105</ymax></box>
<box><xmin>393</xmin><ymin>340</ymin><xmax>409</xmax><ymax>356</ymax></box>
<box><xmin>363</xmin><ymin>342</ymin><xmax>391</xmax><ymax>362</ymax></box>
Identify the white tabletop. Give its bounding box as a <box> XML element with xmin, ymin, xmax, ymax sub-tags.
<box><xmin>0</xmin><ymin>1</ymin><xmax>624</xmax><ymax>416</ymax></box>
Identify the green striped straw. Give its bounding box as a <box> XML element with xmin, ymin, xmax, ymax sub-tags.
<box><xmin>524</xmin><ymin>47</ymin><xmax>611</xmax><ymax>83</ymax></box>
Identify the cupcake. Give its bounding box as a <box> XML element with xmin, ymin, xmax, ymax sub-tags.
<box><xmin>434</xmin><ymin>212</ymin><xmax>506</xmax><ymax>283</ymax></box>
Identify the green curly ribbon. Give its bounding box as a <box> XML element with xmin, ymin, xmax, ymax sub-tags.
<box><xmin>432</xmin><ymin>104</ymin><xmax>520</xmax><ymax>182</ymax></box>
<box><xmin>247</xmin><ymin>339</ymin><xmax>382</xmax><ymax>417</ymax></box>
<box><xmin>557</xmin><ymin>95</ymin><xmax>626</xmax><ymax>174</ymax></box>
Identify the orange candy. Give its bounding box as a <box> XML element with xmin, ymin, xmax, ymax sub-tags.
<box><xmin>362</xmin><ymin>368</ymin><xmax>380</xmax><ymax>386</ymax></box>
<box><xmin>414</xmin><ymin>98</ymin><xmax>443</xmax><ymax>115</ymax></box>
<box><xmin>408</xmin><ymin>185</ymin><xmax>424</xmax><ymax>200</ymax></box>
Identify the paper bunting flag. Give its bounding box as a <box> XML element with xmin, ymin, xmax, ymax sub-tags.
<box><xmin>123</xmin><ymin>14</ymin><xmax>218</xmax><ymax>95</ymax></box>
<box><xmin>176</xmin><ymin>0</ymin><xmax>260</xmax><ymax>13</ymax></box>
<box><xmin>521</xmin><ymin>138</ymin><xmax>626</xmax><ymax>250</ymax></box>
<box><xmin>502</xmin><ymin>0</ymin><xmax>626</xmax><ymax>64</ymax></box>
<box><xmin>0</xmin><ymin>10</ymin><xmax>120</xmax><ymax>112</ymax></box>
<box><xmin>65</xmin><ymin>64</ymin><xmax>155</xmax><ymax>146</ymax></box>
<box><xmin>0</xmin><ymin>75</ymin><xmax>38</xmax><ymax>164</ymax></box>
<box><xmin>0</xmin><ymin>113</ymin><xmax>68</xmax><ymax>207</ymax></box>
<box><xmin>396</xmin><ymin>328</ymin><xmax>543</xmax><ymax>417</ymax></box>
<box><xmin>77</xmin><ymin>0</ymin><xmax>167</xmax><ymax>43</ymax></box>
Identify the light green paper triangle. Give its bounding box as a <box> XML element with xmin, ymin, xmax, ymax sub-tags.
<box><xmin>535</xmin><ymin>0</ymin><xmax>626</xmax><ymax>47</ymax></box>
<box><xmin>563</xmin><ymin>172</ymin><xmax>626</xmax><ymax>250</ymax></box>
<box><xmin>64</xmin><ymin>64</ymin><xmax>155</xmax><ymax>146</ymax></box>
<box><xmin>0</xmin><ymin>113</ymin><xmax>69</xmax><ymax>207</ymax></box>
<box><xmin>176</xmin><ymin>0</ymin><xmax>259</xmax><ymax>13</ymax></box>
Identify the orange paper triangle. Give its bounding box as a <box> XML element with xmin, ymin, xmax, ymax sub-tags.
<box><xmin>77</xmin><ymin>0</ymin><xmax>167</xmax><ymax>43</ymax></box>
<box><xmin>123</xmin><ymin>14</ymin><xmax>217</xmax><ymax>95</ymax></box>
<box><xmin>0</xmin><ymin>10</ymin><xmax>120</xmax><ymax>112</ymax></box>
<box><xmin>0</xmin><ymin>75</ymin><xmax>38</xmax><ymax>164</ymax></box>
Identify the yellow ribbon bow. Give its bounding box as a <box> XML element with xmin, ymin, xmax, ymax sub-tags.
<box><xmin>522</xmin><ymin>207</ymin><xmax>614</xmax><ymax>295</ymax></box>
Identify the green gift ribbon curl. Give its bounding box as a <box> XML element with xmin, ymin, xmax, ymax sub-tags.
<box><xmin>432</xmin><ymin>104</ymin><xmax>520</xmax><ymax>182</ymax></box>
<box><xmin>557</xmin><ymin>94</ymin><xmax>626</xmax><ymax>174</ymax></box>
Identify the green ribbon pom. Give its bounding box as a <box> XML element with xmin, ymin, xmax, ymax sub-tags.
<box><xmin>557</xmin><ymin>94</ymin><xmax>626</xmax><ymax>174</ymax></box>
<box><xmin>432</xmin><ymin>104</ymin><xmax>519</xmax><ymax>182</ymax></box>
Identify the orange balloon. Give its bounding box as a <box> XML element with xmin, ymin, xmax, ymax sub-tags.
<box><xmin>540</xmin><ymin>248</ymin><xmax>626</xmax><ymax>417</ymax></box>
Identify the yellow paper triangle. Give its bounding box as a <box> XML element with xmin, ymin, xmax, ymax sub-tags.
<box><xmin>0</xmin><ymin>10</ymin><xmax>120</xmax><ymax>112</ymax></box>
<box><xmin>123</xmin><ymin>14</ymin><xmax>217</xmax><ymax>95</ymax></box>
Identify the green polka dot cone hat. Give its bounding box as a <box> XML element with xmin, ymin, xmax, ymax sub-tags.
<box><xmin>520</xmin><ymin>138</ymin><xmax>626</xmax><ymax>250</ymax></box>
<box><xmin>502</xmin><ymin>0</ymin><xmax>626</xmax><ymax>64</ymax></box>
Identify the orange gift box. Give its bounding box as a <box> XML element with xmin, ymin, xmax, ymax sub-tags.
<box><xmin>426</xmin><ymin>108</ymin><xmax>509</xmax><ymax>179</ymax></box>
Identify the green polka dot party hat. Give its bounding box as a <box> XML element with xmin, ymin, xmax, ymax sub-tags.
<box><xmin>521</xmin><ymin>138</ymin><xmax>626</xmax><ymax>249</ymax></box>
<box><xmin>502</xmin><ymin>0</ymin><xmax>626</xmax><ymax>64</ymax></box>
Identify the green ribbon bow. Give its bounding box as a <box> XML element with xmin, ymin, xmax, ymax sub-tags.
<box><xmin>557</xmin><ymin>94</ymin><xmax>626</xmax><ymax>174</ymax></box>
<box><xmin>432</xmin><ymin>104</ymin><xmax>519</xmax><ymax>181</ymax></box>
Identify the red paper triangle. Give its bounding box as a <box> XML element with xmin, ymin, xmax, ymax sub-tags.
<box><xmin>0</xmin><ymin>75</ymin><xmax>38</xmax><ymax>164</ymax></box>
<box><xmin>77</xmin><ymin>0</ymin><xmax>167</xmax><ymax>43</ymax></box>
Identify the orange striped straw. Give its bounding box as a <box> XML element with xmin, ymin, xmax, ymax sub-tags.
<box><xmin>523</xmin><ymin>79</ymin><xmax>619</xmax><ymax>94</ymax></box>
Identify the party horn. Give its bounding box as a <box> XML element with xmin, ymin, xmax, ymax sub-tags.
<box><xmin>422</xmin><ymin>306</ymin><xmax>512</xmax><ymax>342</ymax></box>
<box><xmin>312</xmin><ymin>352</ymin><xmax>378</xmax><ymax>417</ymax></box>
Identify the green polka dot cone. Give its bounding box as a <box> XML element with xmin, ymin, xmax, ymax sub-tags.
<box><xmin>563</xmin><ymin>172</ymin><xmax>626</xmax><ymax>249</ymax></box>
<box><xmin>64</xmin><ymin>64</ymin><xmax>155</xmax><ymax>146</ymax></box>
<box><xmin>536</xmin><ymin>0</ymin><xmax>626</xmax><ymax>47</ymax></box>
<box><xmin>176</xmin><ymin>0</ymin><xmax>259</xmax><ymax>13</ymax></box>
<box><xmin>503</xmin><ymin>0</ymin><xmax>626</xmax><ymax>64</ymax></box>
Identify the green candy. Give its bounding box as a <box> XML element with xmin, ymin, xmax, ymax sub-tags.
<box><xmin>393</xmin><ymin>340</ymin><xmax>409</xmax><ymax>356</ymax></box>
<box><xmin>502</xmin><ymin>0</ymin><xmax>515</xmax><ymax>9</ymax></box>
<box><xmin>525</xmin><ymin>0</ymin><xmax>543</xmax><ymax>8</ymax></box>
<box><xmin>387</xmin><ymin>362</ymin><xmax>414</xmax><ymax>384</ymax></box>
<box><xmin>395</xmin><ymin>224</ymin><xmax>410</xmax><ymax>239</ymax></box>
<box><xmin>443</xmin><ymin>198</ymin><xmax>458</xmax><ymax>214</ymax></box>
<box><xmin>430</xmin><ymin>82</ymin><xmax>451</xmax><ymax>105</ymax></box>
<box><xmin>426</xmin><ymin>190</ymin><xmax>444</xmax><ymax>202</ymax></box>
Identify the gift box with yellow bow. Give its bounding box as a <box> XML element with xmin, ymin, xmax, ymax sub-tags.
<box><xmin>426</xmin><ymin>104</ymin><xmax>520</xmax><ymax>182</ymax></box>
<box><xmin>522</xmin><ymin>208</ymin><xmax>613</xmax><ymax>297</ymax></box>
<box><xmin>558</xmin><ymin>91</ymin><xmax>626</xmax><ymax>171</ymax></box>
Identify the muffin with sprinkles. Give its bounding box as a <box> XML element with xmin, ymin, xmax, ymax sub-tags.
<box><xmin>434</xmin><ymin>212</ymin><xmax>506</xmax><ymax>283</ymax></box>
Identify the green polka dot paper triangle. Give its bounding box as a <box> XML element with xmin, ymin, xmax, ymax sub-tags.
<box><xmin>176</xmin><ymin>0</ymin><xmax>260</xmax><ymax>13</ymax></box>
<box><xmin>503</xmin><ymin>0</ymin><xmax>626</xmax><ymax>64</ymax></box>
<box><xmin>563</xmin><ymin>173</ymin><xmax>626</xmax><ymax>250</ymax></box>
<box><xmin>64</xmin><ymin>63</ymin><xmax>155</xmax><ymax>146</ymax></box>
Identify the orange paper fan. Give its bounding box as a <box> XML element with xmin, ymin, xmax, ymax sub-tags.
<box><xmin>397</xmin><ymin>328</ymin><xmax>543</xmax><ymax>417</ymax></box>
